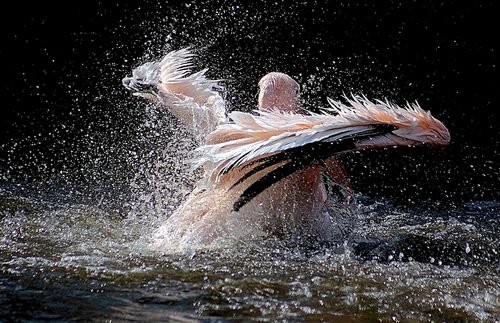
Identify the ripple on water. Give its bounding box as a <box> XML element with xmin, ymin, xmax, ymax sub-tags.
<box><xmin>1</xmin><ymin>184</ymin><xmax>499</xmax><ymax>321</ymax></box>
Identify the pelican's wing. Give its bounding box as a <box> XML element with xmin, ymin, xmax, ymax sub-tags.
<box><xmin>196</xmin><ymin>95</ymin><xmax>450</xmax><ymax>210</ymax></box>
<box><xmin>122</xmin><ymin>48</ymin><xmax>227</xmax><ymax>143</ymax></box>
<box><xmin>231</xmin><ymin>124</ymin><xmax>395</xmax><ymax>211</ymax></box>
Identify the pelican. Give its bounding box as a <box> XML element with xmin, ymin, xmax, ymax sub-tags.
<box><xmin>123</xmin><ymin>48</ymin><xmax>450</xmax><ymax>252</ymax></box>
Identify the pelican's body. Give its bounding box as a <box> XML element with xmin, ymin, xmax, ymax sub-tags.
<box><xmin>123</xmin><ymin>48</ymin><xmax>450</xmax><ymax>252</ymax></box>
<box><xmin>150</xmin><ymin>165</ymin><xmax>334</xmax><ymax>250</ymax></box>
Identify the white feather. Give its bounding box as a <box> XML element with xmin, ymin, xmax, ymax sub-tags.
<box><xmin>123</xmin><ymin>48</ymin><xmax>227</xmax><ymax>143</ymax></box>
<box><xmin>197</xmin><ymin>95</ymin><xmax>449</xmax><ymax>181</ymax></box>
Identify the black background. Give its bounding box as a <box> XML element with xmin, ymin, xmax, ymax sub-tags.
<box><xmin>1</xmin><ymin>1</ymin><xmax>497</xmax><ymax>203</ymax></box>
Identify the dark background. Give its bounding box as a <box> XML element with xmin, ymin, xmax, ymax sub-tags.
<box><xmin>0</xmin><ymin>1</ymin><xmax>497</xmax><ymax>203</ymax></box>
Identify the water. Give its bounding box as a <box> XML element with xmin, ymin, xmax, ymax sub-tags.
<box><xmin>2</xmin><ymin>1</ymin><xmax>498</xmax><ymax>321</ymax></box>
<box><xmin>1</xmin><ymin>180</ymin><xmax>498</xmax><ymax>322</ymax></box>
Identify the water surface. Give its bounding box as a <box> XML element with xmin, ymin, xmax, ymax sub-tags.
<box><xmin>1</xmin><ymin>182</ymin><xmax>498</xmax><ymax>322</ymax></box>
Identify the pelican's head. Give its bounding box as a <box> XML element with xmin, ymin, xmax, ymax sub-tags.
<box><xmin>258</xmin><ymin>72</ymin><xmax>301</xmax><ymax>112</ymax></box>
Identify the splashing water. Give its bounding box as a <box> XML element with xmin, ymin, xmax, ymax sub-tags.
<box><xmin>1</xmin><ymin>1</ymin><xmax>499</xmax><ymax>321</ymax></box>
<box><xmin>1</xmin><ymin>180</ymin><xmax>499</xmax><ymax>321</ymax></box>
<box><xmin>2</xmin><ymin>99</ymin><xmax>497</xmax><ymax>320</ymax></box>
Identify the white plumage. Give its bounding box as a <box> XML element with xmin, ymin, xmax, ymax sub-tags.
<box><xmin>123</xmin><ymin>48</ymin><xmax>226</xmax><ymax>143</ymax></box>
<box><xmin>123</xmin><ymin>47</ymin><xmax>450</xmax><ymax>252</ymax></box>
<box><xmin>197</xmin><ymin>95</ymin><xmax>449</xmax><ymax>182</ymax></box>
